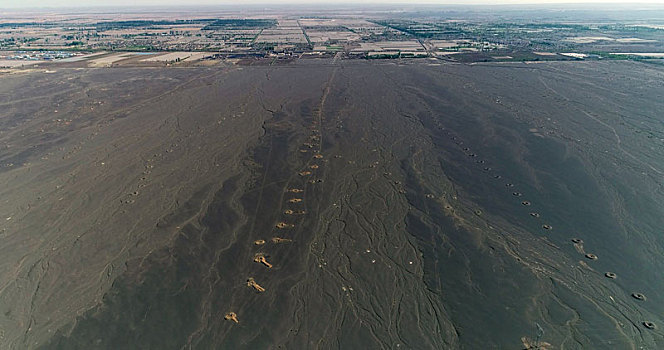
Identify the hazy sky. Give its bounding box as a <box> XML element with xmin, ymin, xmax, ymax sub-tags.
<box><xmin>0</xmin><ymin>0</ymin><xmax>664</xmax><ymax>9</ymax></box>
<box><xmin>1</xmin><ymin>0</ymin><xmax>661</xmax><ymax>8</ymax></box>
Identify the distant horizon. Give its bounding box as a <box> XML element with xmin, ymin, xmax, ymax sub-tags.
<box><xmin>2</xmin><ymin>0</ymin><xmax>664</xmax><ymax>10</ymax></box>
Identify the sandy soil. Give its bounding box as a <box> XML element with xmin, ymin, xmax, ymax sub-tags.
<box><xmin>611</xmin><ymin>52</ymin><xmax>664</xmax><ymax>57</ymax></box>
<box><xmin>0</xmin><ymin>60</ymin><xmax>663</xmax><ymax>349</ymax></box>
<box><xmin>141</xmin><ymin>52</ymin><xmax>210</xmax><ymax>62</ymax></box>
<box><xmin>88</xmin><ymin>53</ymin><xmax>149</xmax><ymax>67</ymax></box>
<box><xmin>0</xmin><ymin>60</ymin><xmax>41</xmax><ymax>68</ymax></box>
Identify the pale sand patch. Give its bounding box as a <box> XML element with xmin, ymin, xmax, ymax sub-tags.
<box><xmin>564</xmin><ymin>36</ymin><xmax>655</xmax><ymax>44</ymax></box>
<box><xmin>534</xmin><ymin>52</ymin><xmax>558</xmax><ymax>56</ymax></box>
<box><xmin>559</xmin><ymin>53</ymin><xmax>588</xmax><ymax>59</ymax></box>
<box><xmin>58</xmin><ymin>51</ymin><xmax>108</xmax><ymax>62</ymax></box>
<box><xmin>611</xmin><ymin>52</ymin><xmax>664</xmax><ymax>57</ymax></box>
<box><xmin>141</xmin><ymin>52</ymin><xmax>210</xmax><ymax>62</ymax></box>
<box><xmin>434</xmin><ymin>51</ymin><xmax>462</xmax><ymax>56</ymax></box>
<box><xmin>430</xmin><ymin>40</ymin><xmax>469</xmax><ymax>49</ymax></box>
<box><xmin>0</xmin><ymin>60</ymin><xmax>38</xmax><ymax>68</ymax></box>
<box><xmin>89</xmin><ymin>53</ymin><xmax>140</xmax><ymax>67</ymax></box>
<box><xmin>564</xmin><ymin>36</ymin><xmax>614</xmax><ymax>43</ymax></box>
<box><xmin>616</xmin><ymin>38</ymin><xmax>657</xmax><ymax>43</ymax></box>
<box><xmin>631</xmin><ymin>24</ymin><xmax>664</xmax><ymax>30</ymax></box>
